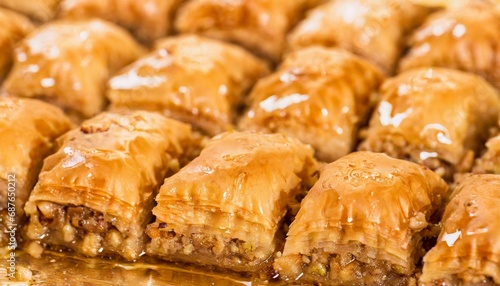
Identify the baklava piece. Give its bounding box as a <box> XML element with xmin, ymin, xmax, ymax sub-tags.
<box><xmin>400</xmin><ymin>0</ymin><xmax>500</xmax><ymax>89</ymax></box>
<box><xmin>107</xmin><ymin>35</ymin><xmax>270</xmax><ymax>136</ymax></box>
<box><xmin>0</xmin><ymin>8</ymin><xmax>33</xmax><ymax>81</ymax></box>
<box><xmin>0</xmin><ymin>0</ymin><xmax>60</xmax><ymax>22</ymax></box>
<box><xmin>420</xmin><ymin>174</ymin><xmax>500</xmax><ymax>285</ymax></box>
<box><xmin>0</xmin><ymin>97</ymin><xmax>71</xmax><ymax>248</ymax></box>
<box><xmin>239</xmin><ymin>47</ymin><xmax>383</xmax><ymax>162</ymax></box>
<box><xmin>274</xmin><ymin>151</ymin><xmax>448</xmax><ymax>285</ymax></box>
<box><xmin>358</xmin><ymin>68</ymin><xmax>500</xmax><ymax>180</ymax></box>
<box><xmin>58</xmin><ymin>0</ymin><xmax>184</xmax><ymax>43</ymax></box>
<box><xmin>174</xmin><ymin>0</ymin><xmax>319</xmax><ymax>62</ymax></box>
<box><xmin>23</xmin><ymin>111</ymin><xmax>195</xmax><ymax>261</ymax></box>
<box><xmin>288</xmin><ymin>0</ymin><xmax>429</xmax><ymax>74</ymax></box>
<box><xmin>146</xmin><ymin>131</ymin><xmax>318</xmax><ymax>272</ymax></box>
<box><xmin>2</xmin><ymin>19</ymin><xmax>144</xmax><ymax>121</ymax></box>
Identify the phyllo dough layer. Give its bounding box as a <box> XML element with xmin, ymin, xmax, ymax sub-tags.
<box><xmin>107</xmin><ymin>35</ymin><xmax>270</xmax><ymax>136</ymax></box>
<box><xmin>0</xmin><ymin>8</ymin><xmax>33</xmax><ymax>81</ymax></box>
<box><xmin>58</xmin><ymin>0</ymin><xmax>184</xmax><ymax>43</ymax></box>
<box><xmin>400</xmin><ymin>0</ymin><xmax>500</xmax><ymax>89</ymax></box>
<box><xmin>274</xmin><ymin>151</ymin><xmax>448</xmax><ymax>285</ymax></box>
<box><xmin>288</xmin><ymin>0</ymin><xmax>429</xmax><ymax>74</ymax></box>
<box><xmin>23</xmin><ymin>111</ymin><xmax>195</xmax><ymax>261</ymax></box>
<box><xmin>239</xmin><ymin>47</ymin><xmax>383</xmax><ymax>162</ymax></box>
<box><xmin>420</xmin><ymin>174</ymin><xmax>500</xmax><ymax>285</ymax></box>
<box><xmin>146</xmin><ymin>131</ymin><xmax>318</xmax><ymax>272</ymax></box>
<box><xmin>3</xmin><ymin>19</ymin><xmax>144</xmax><ymax>120</ymax></box>
<box><xmin>0</xmin><ymin>0</ymin><xmax>60</xmax><ymax>22</ymax></box>
<box><xmin>174</xmin><ymin>0</ymin><xmax>319</xmax><ymax>62</ymax></box>
<box><xmin>359</xmin><ymin>68</ymin><xmax>500</xmax><ymax>180</ymax></box>
<box><xmin>0</xmin><ymin>97</ymin><xmax>71</xmax><ymax>247</ymax></box>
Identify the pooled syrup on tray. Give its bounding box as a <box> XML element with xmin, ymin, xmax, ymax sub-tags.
<box><xmin>7</xmin><ymin>250</ymin><xmax>266</xmax><ymax>285</ymax></box>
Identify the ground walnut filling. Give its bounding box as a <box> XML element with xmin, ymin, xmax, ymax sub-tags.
<box><xmin>25</xmin><ymin>201</ymin><xmax>144</xmax><ymax>261</ymax></box>
<box><xmin>146</xmin><ymin>222</ymin><xmax>274</xmax><ymax>272</ymax></box>
<box><xmin>426</xmin><ymin>275</ymin><xmax>495</xmax><ymax>286</ymax></box>
<box><xmin>360</xmin><ymin>137</ymin><xmax>465</xmax><ymax>181</ymax></box>
<box><xmin>278</xmin><ymin>249</ymin><xmax>418</xmax><ymax>286</ymax></box>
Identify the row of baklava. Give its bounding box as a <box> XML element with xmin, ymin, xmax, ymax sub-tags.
<box><xmin>2</xmin><ymin>27</ymin><xmax>499</xmax><ymax>181</ymax></box>
<box><xmin>1</xmin><ymin>0</ymin><xmax>499</xmax><ymax>73</ymax></box>
<box><xmin>1</xmin><ymin>96</ymin><xmax>500</xmax><ymax>285</ymax></box>
<box><xmin>0</xmin><ymin>1</ymin><xmax>499</xmax><ymax>159</ymax></box>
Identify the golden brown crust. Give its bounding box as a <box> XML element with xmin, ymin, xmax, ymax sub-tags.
<box><xmin>24</xmin><ymin>111</ymin><xmax>194</xmax><ymax>260</ymax></box>
<box><xmin>239</xmin><ymin>47</ymin><xmax>384</xmax><ymax>162</ymax></box>
<box><xmin>0</xmin><ymin>96</ymin><xmax>71</xmax><ymax>212</ymax></box>
<box><xmin>0</xmin><ymin>0</ymin><xmax>60</xmax><ymax>22</ymax></box>
<box><xmin>2</xmin><ymin>19</ymin><xmax>145</xmax><ymax>119</ymax></box>
<box><xmin>288</xmin><ymin>0</ymin><xmax>429</xmax><ymax>74</ymax></box>
<box><xmin>107</xmin><ymin>35</ymin><xmax>270</xmax><ymax>136</ymax></box>
<box><xmin>400</xmin><ymin>0</ymin><xmax>500</xmax><ymax>89</ymax></box>
<box><xmin>58</xmin><ymin>0</ymin><xmax>184</xmax><ymax>43</ymax></box>
<box><xmin>174</xmin><ymin>0</ymin><xmax>319</xmax><ymax>62</ymax></box>
<box><xmin>0</xmin><ymin>8</ymin><xmax>34</xmax><ymax>81</ymax></box>
<box><xmin>147</xmin><ymin>131</ymin><xmax>318</xmax><ymax>271</ymax></box>
<box><xmin>359</xmin><ymin>68</ymin><xmax>500</xmax><ymax>178</ymax></box>
<box><xmin>274</xmin><ymin>151</ymin><xmax>448</xmax><ymax>283</ymax></box>
<box><xmin>420</xmin><ymin>174</ymin><xmax>500</xmax><ymax>285</ymax></box>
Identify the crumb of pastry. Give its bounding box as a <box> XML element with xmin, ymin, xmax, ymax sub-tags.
<box><xmin>25</xmin><ymin>241</ymin><xmax>43</xmax><ymax>259</ymax></box>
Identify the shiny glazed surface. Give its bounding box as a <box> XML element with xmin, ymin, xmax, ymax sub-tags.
<box><xmin>274</xmin><ymin>151</ymin><xmax>448</xmax><ymax>281</ymax></box>
<box><xmin>108</xmin><ymin>35</ymin><xmax>270</xmax><ymax>136</ymax></box>
<box><xmin>288</xmin><ymin>0</ymin><xmax>429</xmax><ymax>74</ymax></box>
<box><xmin>359</xmin><ymin>67</ymin><xmax>500</xmax><ymax>174</ymax></box>
<box><xmin>26</xmin><ymin>111</ymin><xmax>193</xmax><ymax>224</ymax></box>
<box><xmin>58</xmin><ymin>0</ymin><xmax>183</xmax><ymax>43</ymax></box>
<box><xmin>3</xmin><ymin>19</ymin><xmax>144</xmax><ymax>119</ymax></box>
<box><xmin>239</xmin><ymin>46</ymin><xmax>383</xmax><ymax>162</ymax></box>
<box><xmin>0</xmin><ymin>8</ymin><xmax>33</xmax><ymax>81</ymax></box>
<box><xmin>0</xmin><ymin>97</ymin><xmax>71</xmax><ymax>209</ymax></box>
<box><xmin>400</xmin><ymin>0</ymin><xmax>500</xmax><ymax>89</ymax></box>
<box><xmin>153</xmin><ymin>131</ymin><xmax>317</xmax><ymax>247</ymax></box>
<box><xmin>421</xmin><ymin>174</ymin><xmax>500</xmax><ymax>284</ymax></box>
<box><xmin>175</xmin><ymin>0</ymin><xmax>319</xmax><ymax>61</ymax></box>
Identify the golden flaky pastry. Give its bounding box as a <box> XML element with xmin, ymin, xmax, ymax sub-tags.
<box><xmin>24</xmin><ymin>111</ymin><xmax>195</xmax><ymax>261</ymax></box>
<box><xmin>3</xmin><ymin>19</ymin><xmax>144</xmax><ymax>120</ymax></box>
<box><xmin>0</xmin><ymin>97</ymin><xmax>71</xmax><ymax>246</ymax></box>
<box><xmin>58</xmin><ymin>0</ymin><xmax>184</xmax><ymax>43</ymax></box>
<box><xmin>0</xmin><ymin>8</ymin><xmax>33</xmax><ymax>81</ymax></box>
<box><xmin>400</xmin><ymin>0</ymin><xmax>500</xmax><ymax>89</ymax></box>
<box><xmin>174</xmin><ymin>0</ymin><xmax>319</xmax><ymax>62</ymax></box>
<box><xmin>421</xmin><ymin>174</ymin><xmax>500</xmax><ymax>285</ymax></box>
<box><xmin>274</xmin><ymin>151</ymin><xmax>448</xmax><ymax>285</ymax></box>
<box><xmin>239</xmin><ymin>47</ymin><xmax>383</xmax><ymax>162</ymax></box>
<box><xmin>359</xmin><ymin>68</ymin><xmax>500</xmax><ymax>180</ymax></box>
<box><xmin>146</xmin><ymin>131</ymin><xmax>318</xmax><ymax>272</ymax></box>
<box><xmin>0</xmin><ymin>0</ymin><xmax>60</xmax><ymax>22</ymax></box>
<box><xmin>288</xmin><ymin>0</ymin><xmax>429</xmax><ymax>74</ymax></box>
<box><xmin>0</xmin><ymin>97</ymin><xmax>71</xmax><ymax>211</ymax></box>
<box><xmin>107</xmin><ymin>35</ymin><xmax>270</xmax><ymax>136</ymax></box>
